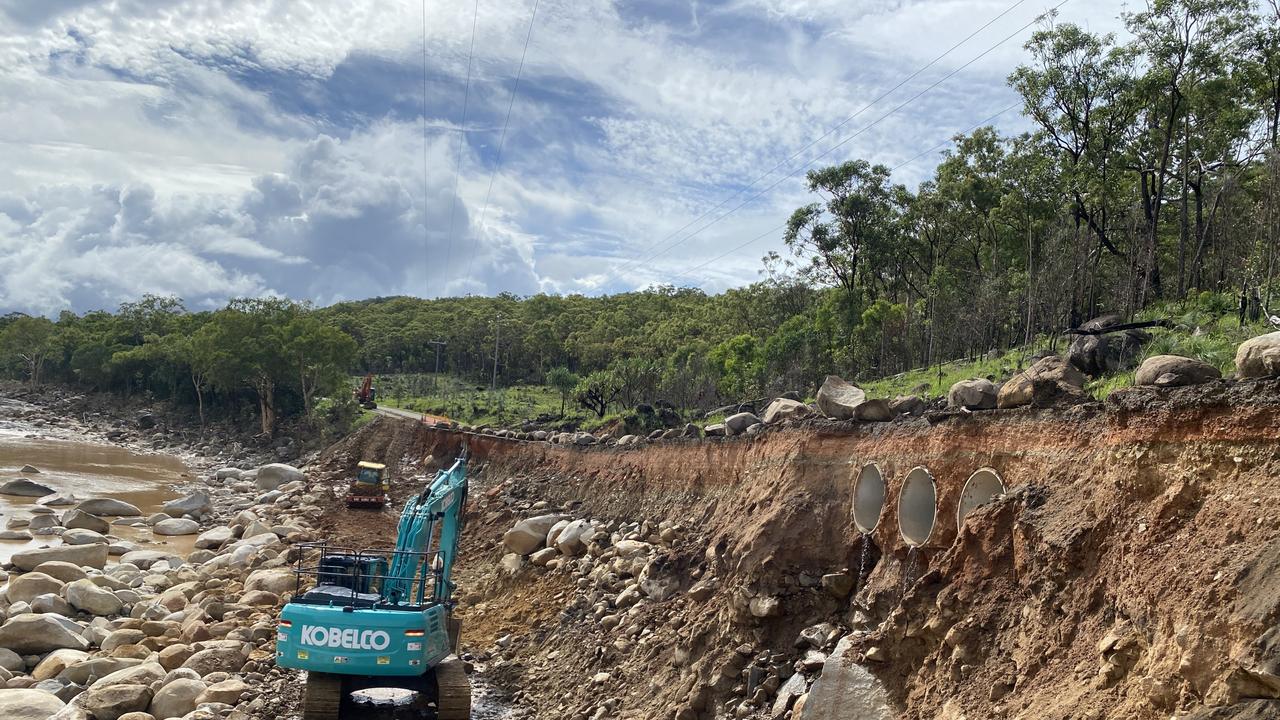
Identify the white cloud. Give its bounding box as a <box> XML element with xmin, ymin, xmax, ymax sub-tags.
<box><xmin>0</xmin><ymin>0</ymin><xmax>1137</xmax><ymax>314</ymax></box>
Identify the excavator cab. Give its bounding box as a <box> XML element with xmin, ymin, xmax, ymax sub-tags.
<box><xmin>346</xmin><ymin>461</ymin><xmax>389</xmax><ymax>509</ymax></box>
<box><xmin>278</xmin><ymin>452</ymin><xmax>470</xmax><ymax>719</ymax></box>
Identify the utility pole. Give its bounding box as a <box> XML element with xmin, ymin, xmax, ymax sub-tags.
<box><xmin>428</xmin><ymin>340</ymin><xmax>446</xmax><ymax>392</ymax></box>
<box><xmin>491</xmin><ymin>315</ymin><xmax>502</xmax><ymax>392</ymax></box>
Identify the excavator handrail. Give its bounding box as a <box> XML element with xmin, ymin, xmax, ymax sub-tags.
<box><xmin>289</xmin><ymin>542</ymin><xmax>444</xmax><ymax>610</ymax></box>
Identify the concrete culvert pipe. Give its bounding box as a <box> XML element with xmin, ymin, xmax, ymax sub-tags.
<box><xmin>853</xmin><ymin>464</ymin><xmax>886</xmax><ymax>533</ymax></box>
<box><xmin>898</xmin><ymin>467</ymin><xmax>937</xmax><ymax>547</ymax></box>
<box><xmin>957</xmin><ymin>468</ymin><xmax>1005</xmax><ymax>531</ymax></box>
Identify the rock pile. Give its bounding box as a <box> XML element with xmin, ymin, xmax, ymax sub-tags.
<box><xmin>476</xmin><ymin>496</ymin><xmax>877</xmax><ymax>720</ymax></box>
<box><xmin>0</xmin><ymin>462</ymin><xmax>324</xmax><ymax>720</ymax></box>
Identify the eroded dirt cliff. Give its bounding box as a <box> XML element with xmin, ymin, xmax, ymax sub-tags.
<box><xmin>312</xmin><ymin>379</ymin><xmax>1280</xmax><ymax>720</ymax></box>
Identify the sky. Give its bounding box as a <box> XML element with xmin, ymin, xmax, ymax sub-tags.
<box><xmin>0</xmin><ymin>0</ymin><xmax>1126</xmax><ymax>315</ymax></box>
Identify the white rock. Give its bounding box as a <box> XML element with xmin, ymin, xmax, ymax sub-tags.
<box><xmin>555</xmin><ymin>519</ymin><xmax>593</xmax><ymax>557</ymax></box>
<box><xmin>194</xmin><ymin>526</ymin><xmax>233</xmax><ymax>549</ymax></box>
<box><xmin>153</xmin><ymin>518</ymin><xmax>200</xmax><ymax>536</ymax></box>
<box><xmin>61</xmin><ymin>528</ymin><xmax>109</xmax><ymax>546</ymax></box>
<box><xmin>502</xmin><ymin>514</ymin><xmax>567</xmax><ymax>555</ymax></box>
<box><xmin>0</xmin><ymin>614</ymin><xmax>90</xmax><ymax>654</ymax></box>
<box><xmin>74</xmin><ymin>498</ymin><xmax>143</xmax><ymax>517</ymax></box>
<box><xmin>149</xmin><ymin>677</ymin><xmax>207</xmax><ymax>719</ymax></box>
<box><xmin>11</xmin><ymin>544</ymin><xmax>108</xmax><ymax>571</ymax></box>
<box><xmin>0</xmin><ymin>688</ymin><xmax>65</xmax><ymax>719</ymax></box>
<box><xmin>64</xmin><ymin>579</ymin><xmax>124</xmax><ymax>616</ymax></box>
<box><xmin>162</xmin><ymin>491</ymin><xmax>212</xmax><ymax>519</ymax></box>
<box><xmin>254</xmin><ymin>463</ymin><xmax>303</xmax><ymax>491</ymax></box>
<box><xmin>7</xmin><ymin>572</ymin><xmax>66</xmax><ymax>605</ymax></box>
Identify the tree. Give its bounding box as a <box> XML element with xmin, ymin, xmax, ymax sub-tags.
<box><xmin>608</xmin><ymin>357</ymin><xmax>661</xmax><ymax>408</ymax></box>
<box><xmin>575</xmin><ymin>371</ymin><xmax>622</xmax><ymax>418</ymax></box>
<box><xmin>0</xmin><ymin>316</ymin><xmax>57</xmax><ymax>387</ymax></box>
<box><xmin>708</xmin><ymin>334</ymin><xmax>763</xmax><ymax>400</ymax></box>
<box><xmin>281</xmin><ymin>315</ymin><xmax>358</xmax><ymax>419</ymax></box>
<box><xmin>546</xmin><ymin>367</ymin><xmax>579</xmax><ymax>417</ymax></box>
<box><xmin>1010</xmin><ymin>23</ymin><xmax>1139</xmax><ymax>317</ymax></box>
<box><xmin>784</xmin><ymin>160</ymin><xmax>905</xmax><ymax>308</ymax></box>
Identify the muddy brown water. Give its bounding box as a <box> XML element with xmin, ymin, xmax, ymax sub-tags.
<box><xmin>0</xmin><ymin>430</ymin><xmax>198</xmax><ymax>561</ymax></box>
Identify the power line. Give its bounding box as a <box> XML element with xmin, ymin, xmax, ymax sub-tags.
<box><xmin>620</xmin><ymin>0</ymin><xmax>1070</xmax><ymax>282</ymax></box>
<box><xmin>668</xmin><ymin>103</ymin><xmax>1022</xmax><ymax>287</ymax></box>
<box><xmin>468</xmin><ymin>0</ymin><xmax>541</xmax><ymax>279</ymax></box>
<box><xmin>422</xmin><ymin>0</ymin><xmax>430</xmax><ymax>287</ymax></box>
<box><xmin>443</xmin><ymin>0</ymin><xmax>481</xmax><ymax>283</ymax></box>
<box><xmin>666</xmin><ymin>222</ymin><xmax>789</xmax><ymax>285</ymax></box>
<box><xmin>890</xmin><ymin>102</ymin><xmax>1021</xmax><ymax>172</ymax></box>
<box><xmin>606</xmin><ymin>0</ymin><xmax>1033</xmax><ymax>280</ymax></box>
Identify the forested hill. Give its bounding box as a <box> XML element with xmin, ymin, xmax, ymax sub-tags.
<box><xmin>2</xmin><ymin>0</ymin><xmax>1278</xmax><ymax>432</ymax></box>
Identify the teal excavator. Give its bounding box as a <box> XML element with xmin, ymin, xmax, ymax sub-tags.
<box><xmin>276</xmin><ymin>450</ymin><xmax>470</xmax><ymax>719</ymax></box>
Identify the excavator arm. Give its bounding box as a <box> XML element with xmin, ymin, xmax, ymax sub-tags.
<box><xmin>381</xmin><ymin>450</ymin><xmax>468</xmax><ymax>606</ymax></box>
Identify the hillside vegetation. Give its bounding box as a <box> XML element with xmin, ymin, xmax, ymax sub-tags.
<box><xmin>1</xmin><ymin>0</ymin><xmax>1277</xmax><ymax>432</ymax></box>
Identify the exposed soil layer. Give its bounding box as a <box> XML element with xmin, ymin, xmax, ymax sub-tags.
<box><xmin>314</xmin><ymin>378</ymin><xmax>1280</xmax><ymax>720</ymax></box>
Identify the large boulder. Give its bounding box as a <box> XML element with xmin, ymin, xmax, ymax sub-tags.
<box><xmin>11</xmin><ymin>543</ymin><xmax>108</xmax><ymax>571</ymax></box>
<box><xmin>996</xmin><ymin>355</ymin><xmax>1087</xmax><ymax>409</ymax></box>
<box><xmin>815</xmin><ymin>376</ymin><xmax>892</xmax><ymax>421</ymax></box>
<box><xmin>181</xmin><ymin>645</ymin><xmax>247</xmax><ymax>676</ymax></box>
<box><xmin>502</xmin><ymin>515</ymin><xmax>567</xmax><ymax>555</ymax></box>
<box><xmin>243</xmin><ymin>568</ymin><xmax>296</xmax><ymax>596</ymax></box>
<box><xmin>32</xmin><ymin>648</ymin><xmax>90</xmax><ymax>681</ymax></box>
<box><xmin>6</xmin><ymin>571</ymin><xmax>65</xmax><ymax>605</ymax></box>
<box><xmin>153</xmin><ymin>518</ymin><xmax>200</xmax><ymax>536</ymax></box>
<box><xmin>800</xmin><ymin>635</ymin><xmax>893</xmax><ymax>719</ymax></box>
<box><xmin>64</xmin><ymin>578</ymin><xmax>124</xmax><ymax>616</ymax></box>
<box><xmin>195</xmin><ymin>677</ymin><xmax>248</xmax><ymax>706</ymax></box>
<box><xmin>161</xmin><ymin>491</ymin><xmax>211</xmax><ymax>519</ymax></box>
<box><xmin>32</xmin><ymin>561</ymin><xmax>90</xmax><ymax>584</ymax></box>
<box><xmin>74</xmin><ymin>498</ymin><xmax>142</xmax><ymax>517</ymax></box>
<box><xmin>78</xmin><ymin>683</ymin><xmax>152</xmax><ymax>720</ymax></box>
<box><xmin>1235</xmin><ymin>331</ymin><xmax>1280</xmax><ymax>379</ymax></box>
<box><xmin>57</xmin><ymin>658</ymin><xmax>142</xmax><ymax>686</ymax></box>
<box><xmin>0</xmin><ymin>614</ymin><xmax>90</xmax><ymax>654</ymax></box>
<box><xmin>1067</xmin><ymin>315</ymin><xmax>1149</xmax><ymax>377</ymax></box>
<box><xmin>255</xmin><ymin>463</ymin><xmax>303</xmax><ymax>491</ymax></box>
<box><xmin>194</xmin><ymin>526</ymin><xmax>234</xmax><ymax>550</ymax></box>
<box><xmin>62</xmin><ymin>528</ymin><xmax>109</xmax><ymax>546</ymax></box>
<box><xmin>1135</xmin><ymin>354</ymin><xmax>1222</xmax><ymax>387</ymax></box>
<box><xmin>555</xmin><ymin>520</ymin><xmax>594</xmax><ymax>557</ymax></box>
<box><xmin>61</xmin><ymin>509</ymin><xmax>110</xmax><ymax>534</ymax></box>
<box><xmin>0</xmin><ymin>688</ymin><xmax>65</xmax><ymax>719</ymax></box>
<box><xmin>94</xmin><ymin>661</ymin><xmax>165</xmax><ymax>687</ymax></box>
<box><xmin>888</xmin><ymin>395</ymin><xmax>926</xmax><ymax>417</ymax></box>
<box><xmin>149</xmin><ymin>677</ymin><xmax>206</xmax><ymax>719</ymax></box>
<box><xmin>0</xmin><ymin>478</ymin><xmax>56</xmax><ymax>497</ymax></box>
<box><xmin>724</xmin><ymin>412</ymin><xmax>763</xmax><ymax>435</ymax></box>
<box><xmin>948</xmin><ymin>379</ymin><xmax>998</xmax><ymax>410</ymax></box>
<box><xmin>762</xmin><ymin>398</ymin><xmax>812</xmax><ymax>424</ymax></box>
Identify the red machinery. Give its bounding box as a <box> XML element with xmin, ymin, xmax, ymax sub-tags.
<box><xmin>354</xmin><ymin>373</ymin><xmax>377</xmax><ymax>409</ymax></box>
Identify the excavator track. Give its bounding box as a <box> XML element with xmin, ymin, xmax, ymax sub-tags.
<box><xmin>434</xmin><ymin>657</ymin><xmax>471</xmax><ymax>720</ymax></box>
<box><xmin>302</xmin><ymin>671</ymin><xmax>345</xmax><ymax>720</ymax></box>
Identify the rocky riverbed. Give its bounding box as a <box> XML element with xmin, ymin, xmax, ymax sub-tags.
<box><xmin>0</xmin><ymin>384</ymin><xmax>525</xmax><ymax>720</ymax></box>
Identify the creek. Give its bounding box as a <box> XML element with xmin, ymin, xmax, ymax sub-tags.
<box><xmin>0</xmin><ymin>428</ymin><xmax>199</xmax><ymax>561</ymax></box>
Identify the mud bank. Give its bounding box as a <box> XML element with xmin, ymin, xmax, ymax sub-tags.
<box><xmin>325</xmin><ymin>378</ymin><xmax>1280</xmax><ymax>720</ymax></box>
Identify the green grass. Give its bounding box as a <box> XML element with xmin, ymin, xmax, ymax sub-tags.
<box><xmin>351</xmin><ymin>409</ymin><xmax>378</xmax><ymax>431</ymax></box>
<box><xmin>861</xmin><ymin>339</ymin><xmax>1054</xmax><ymax>400</ymax></box>
<box><xmin>862</xmin><ymin>293</ymin><xmax>1271</xmax><ymax>402</ymax></box>
<box><xmin>370</xmin><ymin>373</ymin><xmax>582</xmax><ymax>428</ymax></box>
